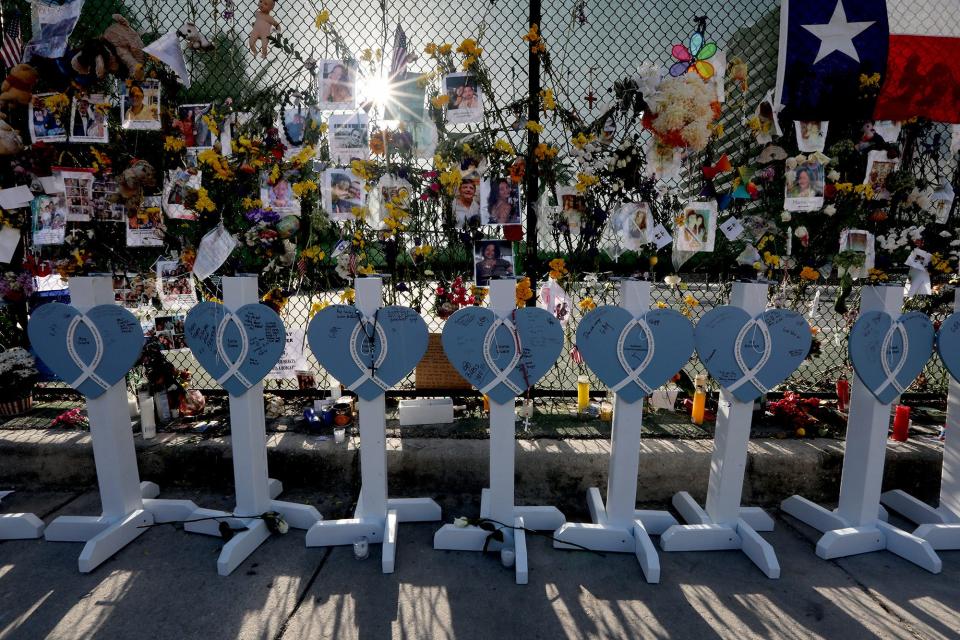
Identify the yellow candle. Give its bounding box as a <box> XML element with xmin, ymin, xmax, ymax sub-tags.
<box><xmin>482</xmin><ymin>394</ymin><xmax>490</xmax><ymax>412</ymax></box>
<box><xmin>599</xmin><ymin>401</ymin><xmax>613</xmax><ymax>422</ymax></box>
<box><xmin>577</xmin><ymin>375</ymin><xmax>590</xmax><ymax>412</ymax></box>
<box><xmin>692</xmin><ymin>374</ymin><xmax>707</xmax><ymax>425</ymax></box>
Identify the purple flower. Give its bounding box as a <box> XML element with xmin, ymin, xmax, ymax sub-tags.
<box><xmin>245</xmin><ymin>208</ymin><xmax>281</xmax><ymax>224</ymax></box>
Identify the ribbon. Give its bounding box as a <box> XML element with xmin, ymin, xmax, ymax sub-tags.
<box><xmin>215</xmin><ymin>311</ymin><xmax>253</xmax><ymax>390</ymax></box>
<box><xmin>65</xmin><ymin>314</ymin><xmax>111</xmax><ymax>393</ymax></box>
<box><xmin>726</xmin><ymin>316</ymin><xmax>773</xmax><ymax>395</ymax></box>
<box><xmin>479</xmin><ymin>317</ymin><xmax>524</xmax><ymax>397</ymax></box>
<box><xmin>609</xmin><ymin>317</ymin><xmax>656</xmax><ymax>395</ymax></box>
<box><xmin>873</xmin><ymin>322</ymin><xmax>910</xmax><ymax>400</ymax></box>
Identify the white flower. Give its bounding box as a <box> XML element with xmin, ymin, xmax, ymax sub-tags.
<box><xmin>781</xmin><ymin>211</ymin><xmax>792</xmax><ymax>222</ymax></box>
<box><xmin>827</xmin><ymin>170</ymin><xmax>840</xmax><ymax>182</ymax></box>
<box><xmin>823</xmin><ymin>205</ymin><xmax>837</xmax><ymax>216</ymax></box>
<box><xmin>940</xmin><ymin>230</ymin><xmax>953</xmax><ymax>238</ymax></box>
<box><xmin>453</xmin><ymin>516</ymin><xmax>470</xmax><ymax>528</ymax></box>
<box><xmin>794</xmin><ymin>226</ymin><xmax>808</xmax><ymax>238</ymax></box>
<box><xmin>664</xmin><ymin>274</ymin><xmax>681</xmax><ymax>286</ymax></box>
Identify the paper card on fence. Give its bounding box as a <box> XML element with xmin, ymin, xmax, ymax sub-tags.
<box><xmin>719</xmin><ymin>216</ymin><xmax>744</xmax><ymax>241</ymax></box>
<box><xmin>193</xmin><ymin>224</ymin><xmax>237</xmax><ymax>280</ymax></box>
<box><xmin>0</xmin><ymin>186</ymin><xmax>35</xmax><ymax>209</ymax></box>
<box><xmin>650</xmin><ymin>223</ymin><xmax>672</xmax><ymax>249</ymax></box>
<box><xmin>267</xmin><ymin>328</ymin><xmax>308</xmax><ymax>379</ymax></box>
<box><xmin>0</xmin><ymin>225</ymin><xmax>20</xmax><ymax>263</ymax></box>
<box><xmin>904</xmin><ymin>247</ymin><xmax>932</xmax><ymax>270</ymax></box>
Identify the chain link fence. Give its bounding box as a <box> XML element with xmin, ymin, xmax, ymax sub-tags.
<box><xmin>3</xmin><ymin>0</ymin><xmax>955</xmax><ymax>397</ymax></box>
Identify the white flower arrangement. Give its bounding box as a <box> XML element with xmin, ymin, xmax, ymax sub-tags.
<box><xmin>0</xmin><ymin>348</ymin><xmax>39</xmax><ymax>397</ymax></box>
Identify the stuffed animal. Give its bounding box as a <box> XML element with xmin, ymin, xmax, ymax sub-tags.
<box><xmin>248</xmin><ymin>0</ymin><xmax>281</xmax><ymax>59</ymax></box>
<box><xmin>102</xmin><ymin>14</ymin><xmax>145</xmax><ymax>80</ymax></box>
<box><xmin>0</xmin><ymin>115</ymin><xmax>23</xmax><ymax>155</ymax></box>
<box><xmin>0</xmin><ymin>64</ymin><xmax>39</xmax><ymax>107</ymax></box>
<box><xmin>116</xmin><ymin>159</ymin><xmax>158</xmax><ymax>206</ymax></box>
<box><xmin>178</xmin><ymin>22</ymin><xmax>215</xmax><ymax>51</ymax></box>
<box><xmin>70</xmin><ymin>40</ymin><xmax>119</xmax><ymax>82</ymax></box>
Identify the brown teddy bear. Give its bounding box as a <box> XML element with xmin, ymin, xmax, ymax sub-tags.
<box><xmin>116</xmin><ymin>159</ymin><xmax>158</xmax><ymax>206</ymax></box>
<box><xmin>72</xmin><ymin>14</ymin><xmax>145</xmax><ymax>81</ymax></box>
<box><xmin>0</xmin><ymin>64</ymin><xmax>39</xmax><ymax>107</ymax></box>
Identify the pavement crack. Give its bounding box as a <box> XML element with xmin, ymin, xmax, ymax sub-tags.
<box><xmin>272</xmin><ymin>546</ymin><xmax>332</xmax><ymax>640</ymax></box>
<box><xmin>39</xmin><ymin>490</ymin><xmax>88</xmax><ymax>518</ymax></box>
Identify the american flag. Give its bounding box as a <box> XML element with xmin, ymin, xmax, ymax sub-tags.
<box><xmin>1</xmin><ymin>11</ymin><xmax>22</xmax><ymax>70</ymax></box>
<box><xmin>388</xmin><ymin>24</ymin><xmax>409</xmax><ymax>81</ymax></box>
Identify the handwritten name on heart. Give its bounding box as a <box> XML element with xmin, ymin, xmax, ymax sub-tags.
<box><xmin>938</xmin><ymin>312</ymin><xmax>960</xmax><ymax>382</ymax></box>
<box><xmin>442</xmin><ymin>306</ymin><xmax>563</xmax><ymax>404</ymax></box>
<box><xmin>185</xmin><ymin>302</ymin><xmax>286</xmax><ymax>396</ymax></box>
<box><xmin>576</xmin><ymin>306</ymin><xmax>694</xmax><ymax>404</ymax></box>
<box><xmin>308</xmin><ymin>305</ymin><xmax>428</xmax><ymax>401</ymax></box>
<box><xmin>850</xmin><ymin>311</ymin><xmax>934</xmax><ymax>404</ymax></box>
<box><xmin>28</xmin><ymin>303</ymin><xmax>144</xmax><ymax>399</ymax></box>
<box><xmin>695</xmin><ymin>307</ymin><xmax>811</xmax><ymax>403</ymax></box>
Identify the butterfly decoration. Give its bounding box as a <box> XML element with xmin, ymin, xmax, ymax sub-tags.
<box><xmin>669</xmin><ymin>19</ymin><xmax>718</xmax><ymax>80</ymax></box>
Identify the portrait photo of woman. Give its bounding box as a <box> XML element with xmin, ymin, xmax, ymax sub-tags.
<box><xmin>784</xmin><ymin>162</ymin><xmax>825</xmax><ymax>212</ymax></box>
<box><xmin>474</xmin><ymin>240</ymin><xmax>514</xmax><ymax>287</ymax></box>
<box><xmin>319</xmin><ymin>61</ymin><xmax>355</xmax><ymax>109</ymax></box>
<box><xmin>483</xmin><ymin>177</ymin><xmax>520</xmax><ymax>225</ymax></box>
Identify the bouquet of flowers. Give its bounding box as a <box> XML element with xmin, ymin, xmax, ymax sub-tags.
<box><xmin>0</xmin><ymin>347</ymin><xmax>39</xmax><ymax>400</ymax></box>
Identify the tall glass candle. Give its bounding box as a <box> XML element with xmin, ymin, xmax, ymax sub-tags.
<box><xmin>692</xmin><ymin>374</ymin><xmax>707</xmax><ymax>425</ymax></box>
<box><xmin>892</xmin><ymin>405</ymin><xmax>910</xmax><ymax>442</ymax></box>
<box><xmin>577</xmin><ymin>375</ymin><xmax>590</xmax><ymax>413</ymax></box>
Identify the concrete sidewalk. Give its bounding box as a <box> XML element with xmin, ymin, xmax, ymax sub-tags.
<box><xmin>0</xmin><ymin>488</ymin><xmax>957</xmax><ymax>639</ymax></box>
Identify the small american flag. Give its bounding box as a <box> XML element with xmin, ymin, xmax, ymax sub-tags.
<box><xmin>1</xmin><ymin>11</ymin><xmax>23</xmax><ymax>70</ymax></box>
<box><xmin>570</xmin><ymin>345</ymin><xmax>584</xmax><ymax>365</ymax></box>
<box><xmin>388</xmin><ymin>24</ymin><xmax>408</xmax><ymax>81</ymax></box>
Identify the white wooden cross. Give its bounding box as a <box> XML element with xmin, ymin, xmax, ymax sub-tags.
<box><xmin>433</xmin><ymin>278</ymin><xmax>565</xmax><ymax>585</ymax></box>
<box><xmin>42</xmin><ymin>277</ymin><xmax>202</xmax><ymax>572</ymax></box>
<box><xmin>551</xmin><ymin>279</ymin><xmax>676</xmax><ymax>583</ymax></box>
<box><xmin>659</xmin><ymin>280</ymin><xmax>781</xmax><ymax>578</ymax></box>
<box><xmin>880</xmin><ymin>288</ymin><xmax>960</xmax><ymax>551</ymax></box>
<box><xmin>183</xmin><ymin>276</ymin><xmax>322</xmax><ymax>576</ymax></box>
<box><xmin>781</xmin><ymin>284</ymin><xmax>942</xmax><ymax>572</ymax></box>
<box><xmin>0</xmin><ymin>490</ymin><xmax>44</xmax><ymax>540</ymax></box>
<box><xmin>305</xmin><ymin>276</ymin><xmax>441</xmax><ymax>573</ymax></box>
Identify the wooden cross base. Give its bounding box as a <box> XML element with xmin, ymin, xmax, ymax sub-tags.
<box><xmin>434</xmin><ymin>516</ymin><xmax>530</xmax><ymax>584</ymax></box>
<box><xmin>553</xmin><ymin>487</ymin><xmax>675</xmax><ymax>583</ymax></box>
<box><xmin>880</xmin><ymin>490</ymin><xmax>960</xmax><ymax>551</ymax></box>
<box><xmin>660</xmin><ymin>491</ymin><xmax>780</xmax><ymax>579</ymax></box>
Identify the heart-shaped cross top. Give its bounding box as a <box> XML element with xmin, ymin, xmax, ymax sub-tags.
<box><xmin>850</xmin><ymin>311</ymin><xmax>934</xmax><ymax>404</ymax></box>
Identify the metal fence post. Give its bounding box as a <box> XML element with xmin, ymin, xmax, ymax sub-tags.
<box><xmin>524</xmin><ymin>0</ymin><xmax>542</xmax><ymax>299</ymax></box>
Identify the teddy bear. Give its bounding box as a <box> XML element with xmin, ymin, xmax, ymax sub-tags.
<box><xmin>178</xmin><ymin>22</ymin><xmax>215</xmax><ymax>52</ymax></box>
<box><xmin>0</xmin><ymin>115</ymin><xmax>23</xmax><ymax>155</ymax></box>
<box><xmin>116</xmin><ymin>159</ymin><xmax>158</xmax><ymax>206</ymax></box>
<box><xmin>72</xmin><ymin>14</ymin><xmax>145</xmax><ymax>82</ymax></box>
<box><xmin>248</xmin><ymin>0</ymin><xmax>281</xmax><ymax>58</ymax></box>
<box><xmin>0</xmin><ymin>64</ymin><xmax>39</xmax><ymax>107</ymax></box>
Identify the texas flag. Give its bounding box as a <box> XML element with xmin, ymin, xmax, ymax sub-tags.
<box><xmin>776</xmin><ymin>0</ymin><xmax>960</xmax><ymax>123</ymax></box>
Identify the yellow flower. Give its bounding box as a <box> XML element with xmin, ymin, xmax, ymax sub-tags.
<box><xmin>438</xmin><ymin>43</ymin><xmax>452</xmax><ymax>55</ymax></box>
<box><xmin>762</xmin><ymin>251</ymin><xmax>780</xmax><ymax>268</ymax></box>
<box><xmin>515</xmin><ymin>277</ymin><xmax>534</xmax><ymax>307</ymax></box>
<box><xmin>431</xmin><ymin>94</ymin><xmax>450</xmax><ymax>108</ymax></box>
<box><xmin>522</xmin><ymin>24</ymin><xmax>541</xmax><ymax>44</ymax></box>
<box><xmin>456</xmin><ymin>38</ymin><xmax>482</xmax><ymax>58</ymax></box>
<box><xmin>534</xmin><ymin>143</ymin><xmax>558</xmax><ymax>160</ymax></box>
<box><xmin>575</xmin><ymin>172</ymin><xmax>599</xmax><ymax>192</ymax></box>
<box><xmin>308</xmin><ymin>301</ymin><xmax>329</xmax><ymax>318</ymax></box>
<box><xmin>341</xmin><ymin>288</ymin><xmax>355</xmax><ymax>304</ymax></box>
<box><xmin>412</xmin><ymin>244</ymin><xmax>433</xmax><ymax>258</ymax></box>
<box><xmin>684</xmin><ymin>294</ymin><xmax>699</xmax><ymax>307</ymax></box>
<box><xmin>292</xmin><ymin>180</ymin><xmax>318</xmax><ymax>198</ymax></box>
<box><xmin>424</xmin><ymin>42</ymin><xmax>437</xmax><ymax>56</ymax></box>
<box><xmin>859</xmin><ymin>72</ymin><xmax>881</xmax><ymax>89</ymax></box>
<box><xmin>655</xmin><ymin>301</ymin><xmax>668</xmax><ymax>309</ymax></box>
<box><xmin>439</xmin><ymin>167</ymin><xmax>462</xmax><ymax>195</ymax></box>
<box><xmin>290</xmin><ymin>145</ymin><xmax>315</xmax><ymax>167</ymax></box>
<box><xmin>44</xmin><ymin>93</ymin><xmax>69</xmax><ymax>112</ymax></box>
<box><xmin>351</xmin><ymin>206</ymin><xmax>368</xmax><ymax>221</ymax></box>
<box><xmin>193</xmin><ymin>188</ymin><xmax>215</xmax><ymax>213</ymax></box>
<box><xmin>301</xmin><ymin>246</ymin><xmax>325</xmax><ymax>261</ymax></box>
<box><xmin>201</xmin><ymin>114</ymin><xmax>219</xmax><ymax>137</ymax></box>
<box><xmin>164</xmin><ymin>136</ymin><xmax>186</xmax><ymax>152</ymax></box>
<box><xmin>571</xmin><ymin>132</ymin><xmax>595</xmax><ymax>149</ymax></box>
<box><xmin>799</xmin><ymin>266</ymin><xmax>820</xmax><ymax>281</ymax></box>
<box><xmin>493</xmin><ymin>138</ymin><xmax>515</xmax><ymax>154</ymax></box>
<box><xmin>358</xmin><ymin>264</ymin><xmax>376</xmax><ymax>276</ymax></box>
<box><xmin>242</xmin><ymin>197</ymin><xmax>262</xmax><ymax>209</ymax></box>
<box><xmin>579</xmin><ymin>297</ymin><xmax>597</xmax><ymax>312</ymax></box>
<box><xmin>350</xmin><ymin>159</ymin><xmax>375</xmax><ymax>181</ymax></box>
<box><xmin>868</xmin><ymin>268</ymin><xmax>889</xmax><ymax>283</ymax></box>
<box><xmin>540</xmin><ymin>88</ymin><xmax>556</xmax><ymax>111</ymax></box>
<box><xmin>315</xmin><ymin>9</ymin><xmax>330</xmax><ymax>27</ymax></box>
<box><xmin>548</xmin><ymin>257</ymin><xmax>568</xmax><ymax>280</ymax></box>
<box><xmin>525</xmin><ymin>120</ymin><xmax>544</xmax><ymax>134</ymax></box>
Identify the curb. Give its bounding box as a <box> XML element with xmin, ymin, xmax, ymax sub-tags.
<box><xmin>0</xmin><ymin>430</ymin><xmax>944</xmax><ymax>513</ymax></box>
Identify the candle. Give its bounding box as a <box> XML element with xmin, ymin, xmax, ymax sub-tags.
<box><xmin>139</xmin><ymin>394</ymin><xmax>156</xmax><ymax>439</ymax></box>
<box><xmin>892</xmin><ymin>405</ymin><xmax>910</xmax><ymax>441</ymax></box>
<box><xmin>482</xmin><ymin>394</ymin><xmax>490</xmax><ymax>412</ymax></box>
<box><xmin>691</xmin><ymin>374</ymin><xmax>707</xmax><ymax>425</ymax></box>
<box><xmin>599</xmin><ymin>401</ymin><xmax>613</xmax><ymax>422</ymax></box>
<box><xmin>577</xmin><ymin>375</ymin><xmax>590</xmax><ymax>413</ymax></box>
<box><xmin>836</xmin><ymin>378</ymin><xmax>850</xmax><ymax>412</ymax></box>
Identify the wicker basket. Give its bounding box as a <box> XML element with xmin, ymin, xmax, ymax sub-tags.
<box><xmin>0</xmin><ymin>395</ymin><xmax>33</xmax><ymax>417</ymax></box>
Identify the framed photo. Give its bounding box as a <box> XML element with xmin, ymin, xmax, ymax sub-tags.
<box><xmin>675</xmin><ymin>201</ymin><xmax>718</xmax><ymax>253</ymax></box>
<box><xmin>282</xmin><ymin>106</ymin><xmax>321</xmax><ymax>148</ymax></box>
<box><xmin>795</xmin><ymin>120</ymin><xmax>828</xmax><ymax>153</ymax></box>
<box><xmin>557</xmin><ymin>186</ymin><xmax>587</xmax><ymax>235</ymax></box>
<box><xmin>474</xmin><ymin>239</ymin><xmax>514</xmax><ymax>287</ymax></box>
<box><xmin>613</xmin><ymin>202</ymin><xmax>652</xmax><ymax>251</ymax></box>
<box><xmin>259</xmin><ymin>170</ymin><xmax>301</xmax><ymax>217</ymax></box>
<box><xmin>317</xmin><ymin>60</ymin><xmax>356</xmax><ymax>110</ymax></box>
<box><xmin>163</xmin><ymin>168</ymin><xmax>203</xmax><ymax>220</ymax></box>
<box><xmin>91</xmin><ymin>176</ymin><xmax>126</xmax><ymax>222</ymax></box>
<box><xmin>839</xmin><ymin>229</ymin><xmax>875</xmax><ymax>279</ymax></box>
<box><xmin>784</xmin><ymin>161</ymin><xmax>825</xmax><ymax>212</ymax></box>
<box><xmin>121</xmin><ymin>80</ymin><xmax>162</xmax><ymax>130</ymax></box>
<box><xmin>328</xmin><ymin>111</ymin><xmax>369</xmax><ymax>163</ymax></box>
<box><xmin>481</xmin><ymin>177</ymin><xmax>521</xmax><ymax>225</ymax></box>
<box><xmin>69</xmin><ymin>93</ymin><xmax>110</xmax><ymax>143</ymax></box>
<box><xmin>29</xmin><ymin>93</ymin><xmax>68</xmax><ymax>143</ymax></box>
<box><xmin>453</xmin><ymin>176</ymin><xmax>482</xmax><ymax>228</ymax></box>
<box><xmin>56</xmin><ymin>167</ymin><xmax>96</xmax><ymax>222</ymax></box>
<box><xmin>31</xmin><ymin>195</ymin><xmax>67</xmax><ymax>245</ymax></box>
<box><xmin>126</xmin><ymin>197</ymin><xmax>165</xmax><ymax>247</ymax></box>
<box><xmin>864</xmin><ymin>150</ymin><xmax>899</xmax><ymax>200</ymax></box>
<box><xmin>323</xmin><ymin>168</ymin><xmax>365</xmax><ymax>221</ymax></box>
<box><xmin>443</xmin><ymin>73</ymin><xmax>484</xmax><ymax>124</ymax></box>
